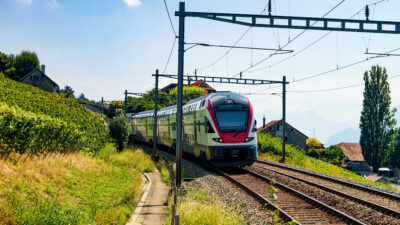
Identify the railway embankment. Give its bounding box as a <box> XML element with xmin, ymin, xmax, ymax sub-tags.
<box><xmin>0</xmin><ymin>146</ymin><xmax>155</xmax><ymax>225</ymax></box>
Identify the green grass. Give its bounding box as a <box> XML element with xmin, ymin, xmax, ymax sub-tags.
<box><xmin>257</xmin><ymin>133</ymin><xmax>398</xmax><ymax>192</ymax></box>
<box><xmin>0</xmin><ymin>146</ymin><xmax>155</xmax><ymax>225</ymax></box>
<box><xmin>164</xmin><ymin>188</ymin><xmax>244</xmax><ymax>225</ymax></box>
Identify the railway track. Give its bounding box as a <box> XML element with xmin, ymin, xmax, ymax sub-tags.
<box><xmin>216</xmin><ymin>167</ymin><xmax>364</xmax><ymax>225</ymax></box>
<box><xmin>253</xmin><ymin>159</ymin><xmax>400</xmax><ymax>220</ymax></box>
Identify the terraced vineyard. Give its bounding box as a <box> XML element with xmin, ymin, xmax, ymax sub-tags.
<box><xmin>0</xmin><ymin>74</ymin><xmax>109</xmax><ymax>157</ymax></box>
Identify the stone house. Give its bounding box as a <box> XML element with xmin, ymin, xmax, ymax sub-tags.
<box><xmin>19</xmin><ymin>65</ymin><xmax>59</xmax><ymax>93</ymax></box>
<box><xmin>257</xmin><ymin>119</ymin><xmax>308</xmax><ymax>150</ymax></box>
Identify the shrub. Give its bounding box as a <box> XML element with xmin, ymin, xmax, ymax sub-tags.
<box><xmin>306</xmin><ymin>138</ymin><xmax>322</xmax><ymax>149</ymax></box>
<box><xmin>322</xmin><ymin>146</ymin><xmax>345</xmax><ymax>164</ymax></box>
<box><xmin>0</xmin><ymin>76</ymin><xmax>109</xmax><ymax>154</ymax></box>
<box><xmin>0</xmin><ymin>103</ymin><xmax>84</xmax><ymax>158</ymax></box>
<box><xmin>109</xmin><ymin>114</ymin><xmax>130</xmax><ymax>151</ymax></box>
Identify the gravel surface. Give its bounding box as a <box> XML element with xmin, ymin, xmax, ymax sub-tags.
<box><xmin>184</xmin><ymin>175</ymin><xmax>273</xmax><ymax>225</ymax></box>
<box><xmin>140</xmin><ymin>147</ymin><xmax>274</xmax><ymax>224</ymax></box>
<box><xmin>254</xmin><ymin>162</ymin><xmax>400</xmax><ymax>213</ymax></box>
<box><xmin>249</xmin><ymin>166</ymin><xmax>400</xmax><ymax>225</ymax></box>
<box><xmin>258</xmin><ymin>159</ymin><xmax>400</xmax><ymax>197</ymax></box>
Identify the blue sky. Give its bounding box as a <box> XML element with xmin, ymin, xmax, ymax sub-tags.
<box><xmin>1</xmin><ymin>0</ymin><xmax>400</xmax><ymax>143</ymax></box>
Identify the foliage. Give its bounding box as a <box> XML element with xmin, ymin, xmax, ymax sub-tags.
<box><xmin>0</xmin><ymin>76</ymin><xmax>109</xmax><ymax>156</ymax></box>
<box><xmin>0</xmin><ymin>103</ymin><xmax>84</xmax><ymax>157</ymax></box>
<box><xmin>257</xmin><ymin>132</ymin><xmax>398</xmax><ymax>192</ymax></box>
<box><xmin>13</xmin><ymin>50</ymin><xmax>40</xmax><ymax>81</ymax></box>
<box><xmin>110</xmin><ymin>149</ymin><xmax>155</xmax><ymax>173</ymax></box>
<box><xmin>305</xmin><ymin>146</ymin><xmax>345</xmax><ymax>165</ymax></box>
<box><xmin>126</xmin><ymin>86</ymin><xmax>206</xmax><ymax>113</ymax></box>
<box><xmin>165</xmin><ymin>188</ymin><xmax>244</xmax><ymax>225</ymax></box>
<box><xmin>306</xmin><ymin>138</ymin><xmax>322</xmax><ymax>149</ymax></box>
<box><xmin>78</xmin><ymin>93</ymin><xmax>88</xmax><ymax>101</ymax></box>
<box><xmin>0</xmin><ymin>149</ymin><xmax>145</xmax><ymax>225</ymax></box>
<box><xmin>0</xmin><ymin>51</ymin><xmax>16</xmax><ymax>80</ymax></box>
<box><xmin>360</xmin><ymin>65</ymin><xmax>397</xmax><ymax>172</ymax></box>
<box><xmin>59</xmin><ymin>85</ymin><xmax>76</xmax><ymax>98</ymax></box>
<box><xmin>109</xmin><ymin>113</ymin><xmax>130</xmax><ymax>151</ymax></box>
<box><xmin>389</xmin><ymin>130</ymin><xmax>400</xmax><ymax>168</ymax></box>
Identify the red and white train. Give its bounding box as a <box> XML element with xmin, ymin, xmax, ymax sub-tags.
<box><xmin>130</xmin><ymin>92</ymin><xmax>257</xmax><ymax>167</ymax></box>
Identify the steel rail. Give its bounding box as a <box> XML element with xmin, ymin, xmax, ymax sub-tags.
<box><xmin>213</xmin><ymin>167</ymin><xmax>299</xmax><ymax>224</ymax></box>
<box><xmin>256</xmin><ymin>159</ymin><xmax>400</xmax><ymax>201</ymax></box>
<box><xmin>242</xmin><ymin>168</ymin><xmax>365</xmax><ymax>225</ymax></box>
<box><xmin>253</xmin><ymin>164</ymin><xmax>400</xmax><ymax>219</ymax></box>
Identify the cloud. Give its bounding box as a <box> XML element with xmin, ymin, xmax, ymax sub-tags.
<box><xmin>123</xmin><ymin>0</ymin><xmax>142</xmax><ymax>7</ymax></box>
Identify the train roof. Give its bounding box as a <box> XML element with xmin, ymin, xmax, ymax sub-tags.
<box><xmin>131</xmin><ymin>91</ymin><xmax>245</xmax><ymax>119</ymax></box>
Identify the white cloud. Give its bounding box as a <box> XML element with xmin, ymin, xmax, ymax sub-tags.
<box><xmin>123</xmin><ymin>0</ymin><xmax>142</xmax><ymax>7</ymax></box>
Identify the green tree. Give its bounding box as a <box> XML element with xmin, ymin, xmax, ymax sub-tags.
<box><xmin>0</xmin><ymin>52</ymin><xmax>16</xmax><ymax>79</ymax></box>
<box><xmin>360</xmin><ymin>65</ymin><xmax>397</xmax><ymax>172</ymax></box>
<box><xmin>78</xmin><ymin>93</ymin><xmax>87</xmax><ymax>100</ymax></box>
<box><xmin>13</xmin><ymin>50</ymin><xmax>40</xmax><ymax>80</ymax></box>
<box><xmin>109</xmin><ymin>113</ymin><xmax>130</xmax><ymax>151</ymax></box>
<box><xmin>388</xmin><ymin>130</ymin><xmax>400</xmax><ymax>169</ymax></box>
<box><xmin>169</xmin><ymin>86</ymin><xmax>205</xmax><ymax>104</ymax></box>
<box><xmin>59</xmin><ymin>86</ymin><xmax>75</xmax><ymax>98</ymax></box>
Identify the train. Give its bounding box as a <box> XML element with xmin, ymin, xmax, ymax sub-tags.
<box><xmin>129</xmin><ymin>91</ymin><xmax>257</xmax><ymax>167</ymax></box>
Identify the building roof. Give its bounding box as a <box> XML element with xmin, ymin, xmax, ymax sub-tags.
<box><xmin>336</xmin><ymin>143</ymin><xmax>365</xmax><ymax>162</ymax></box>
<box><xmin>191</xmin><ymin>80</ymin><xmax>216</xmax><ymax>91</ymax></box>
<box><xmin>18</xmin><ymin>68</ymin><xmax>59</xmax><ymax>88</ymax></box>
<box><xmin>257</xmin><ymin>119</ymin><xmax>308</xmax><ymax>138</ymax></box>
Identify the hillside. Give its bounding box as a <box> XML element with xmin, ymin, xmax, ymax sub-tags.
<box><xmin>0</xmin><ymin>74</ymin><xmax>109</xmax><ymax>155</ymax></box>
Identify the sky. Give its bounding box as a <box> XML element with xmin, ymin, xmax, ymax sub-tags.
<box><xmin>1</xmin><ymin>0</ymin><xmax>400</xmax><ymax>144</ymax></box>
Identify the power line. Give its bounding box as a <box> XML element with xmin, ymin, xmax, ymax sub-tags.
<box><xmin>163</xmin><ymin>38</ymin><xmax>177</xmax><ymax>74</ymax></box>
<box><xmin>195</xmin><ymin>1</ymin><xmax>270</xmax><ymax>71</ymax></box>
<box><xmin>231</xmin><ymin>0</ymin><xmax>347</xmax><ymax>77</ymax></box>
<box><xmin>247</xmin><ymin>0</ymin><xmax>388</xmax><ymax>74</ymax></box>
<box><xmin>289</xmin><ymin>74</ymin><xmax>400</xmax><ymax>93</ymax></box>
<box><xmin>163</xmin><ymin>0</ymin><xmax>177</xmax><ymax>37</ymax></box>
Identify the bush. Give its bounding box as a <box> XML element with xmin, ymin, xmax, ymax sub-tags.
<box><xmin>0</xmin><ymin>76</ymin><xmax>109</xmax><ymax>154</ymax></box>
<box><xmin>0</xmin><ymin>103</ymin><xmax>84</xmax><ymax>157</ymax></box>
<box><xmin>322</xmin><ymin>146</ymin><xmax>345</xmax><ymax>164</ymax></box>
<box><xmin>109</xmin><ymin>114</ymin><xmax>129</xmax><ymax>151</ymax></box>
<box><xmin>306</xmin><ymin>137</ymin><xmax>322</xmax><ymax>149</ymax></box>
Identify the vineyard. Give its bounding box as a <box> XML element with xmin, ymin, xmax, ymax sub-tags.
<box><xmin>0</xmin><ymin>74</ymin><xmax>109</xmax><ymax>157</ymax></box>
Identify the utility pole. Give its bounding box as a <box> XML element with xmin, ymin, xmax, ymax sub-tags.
<box><xmin>280</xmin><ymin>76</ymin><xmax>286</xmax><ymax>163</ymax></box>
<box><xmin>176</xmin><ymin>1</ymin><xmax>185</xmax><ymax>188</ymax></box>
<box><xmin>124</xmin><ymin>90</ymin><xmax>128</xmax><ymax>115</ymax></box>
<box><xmin>153</xmin><ymin>70</ymin><xmax>159</xmax><ymax>155</ymax></box>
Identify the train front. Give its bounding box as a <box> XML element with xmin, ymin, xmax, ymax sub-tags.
<box><xmin>206</xmin><ymin>92</ymin><xmax>257</xmax><ymax>167</ymax></box>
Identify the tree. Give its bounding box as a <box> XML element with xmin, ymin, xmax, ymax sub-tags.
<box><xmin>388</xmin><ymin>129</ymin><xmax>400</xmax><ymax>169</ymax></box>
<box><xmin>78</xmin><ymin>93</ymin><xmax>87</xmax><ymax>100</ymax></box>
<box><xmin>59</xmin><ymin>86</ymin><xmax>75</xmax><ymax>98</ymax></box>
<box><xmin>169</xmin><ymin>86</ymin><xmax>206</xmax><ymax>105</ymax></box>
<box><xmin>360</xmin><ymin>65</ymin><xmax>397</xmax><ymax>172</ymax></box>
<box><xmin>109</xmin><ymin>113</ymin><xmax>130</xmax><ymax>151</ymax></box>
<box><xmin>13</xmin><ymin>50</ymin><xmax>40</xmax><ymax>81</ymax></box>
<box><xmin>0</xmin><ymin>52</ymin><xmax>16</xmax><ymax>79</ymax></box>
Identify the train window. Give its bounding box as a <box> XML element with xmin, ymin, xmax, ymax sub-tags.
<box><xmin>206</xmin><ymin>119</ymin><xmax>215</xmax><ymax>133</ymax></box>
<box><xmin>201</xmin><ymin>100</ymin><xmax>205</xmax><ymax>107</ymax></box>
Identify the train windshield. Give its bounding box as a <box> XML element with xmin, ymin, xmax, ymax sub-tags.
<box><xmin>215</xmin><ymin>111</ymin><xmax>248</xmax><ymax>133</ymax></box>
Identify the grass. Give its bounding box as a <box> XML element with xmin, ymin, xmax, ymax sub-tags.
<box><xmin>0</xmin><ymin>145</ymin><xmax>155</xmax><ymax>225</ymax></box>
<box><xmin>257</xmin><ymin>133</ymin><xmax>398</xmax><ymax>192</ymax></box>
<box><xmin>164</xmin><ymin>188</ymin><xmax>245</xmax><ymax>225</ymax></box>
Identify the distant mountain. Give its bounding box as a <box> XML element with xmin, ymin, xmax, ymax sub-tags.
<box><xmin>325</xmin><ymin>128</ymin><xmax>360</xmax><ymax>147</ymax></box>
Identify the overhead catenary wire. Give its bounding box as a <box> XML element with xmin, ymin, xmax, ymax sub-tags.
<box><xmin>195</xmin><ymin>1</ymin><xmax>271</xmax><ymax>71</ymax></box>
<box><xmin>230</xmin><ymin>0</ymin><xmax>347</xmax><ymax>77</ymax></box>
<box><xmin>163</xmin><ymin>38</ymin><xmax>177</xmax><ymax>74</ymax></box>
<box><xmin>247</xmin><ymin>0</ymin><xmax>388</xmax><ymax>74</ymax></box>
<box><xmin>163</xmin><ymin>0</ymin><xmax>177</xmax><ymax>37</ymax></box>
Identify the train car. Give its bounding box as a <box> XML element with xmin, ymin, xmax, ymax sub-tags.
<box><xmin>130</xmin><ymin>91</ymin><xmax>257</xmax><ymax>167</ymax></box>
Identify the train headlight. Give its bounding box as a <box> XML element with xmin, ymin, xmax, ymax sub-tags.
<box><xmin>244</xmin><ymin>137</ymin><xmax>254</xmax><ymax>142</ymax></box>
<box><xmin>212</xmin><ymin>138</ymin><xmax>224</xmax><ymax>143</ymax></box>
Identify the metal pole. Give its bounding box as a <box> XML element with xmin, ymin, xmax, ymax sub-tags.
<box><xmin>124</xmin><ymin>90</ymin><xmax>128</xmax><ymax>115</ymax></box>
<box><xmin>176</xmin><ymin>1</ymin><xmax>185</xmax><ymax>188</ymax></box>
<box><xmin>280</xmin><ymin>76</ymin><xmax>286</xmax><ymax>163</ymax></box>
<box><xmin>153</xmin><ymin>70</ymin><xmax>159</xmax><ymax>155</ymax></box>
